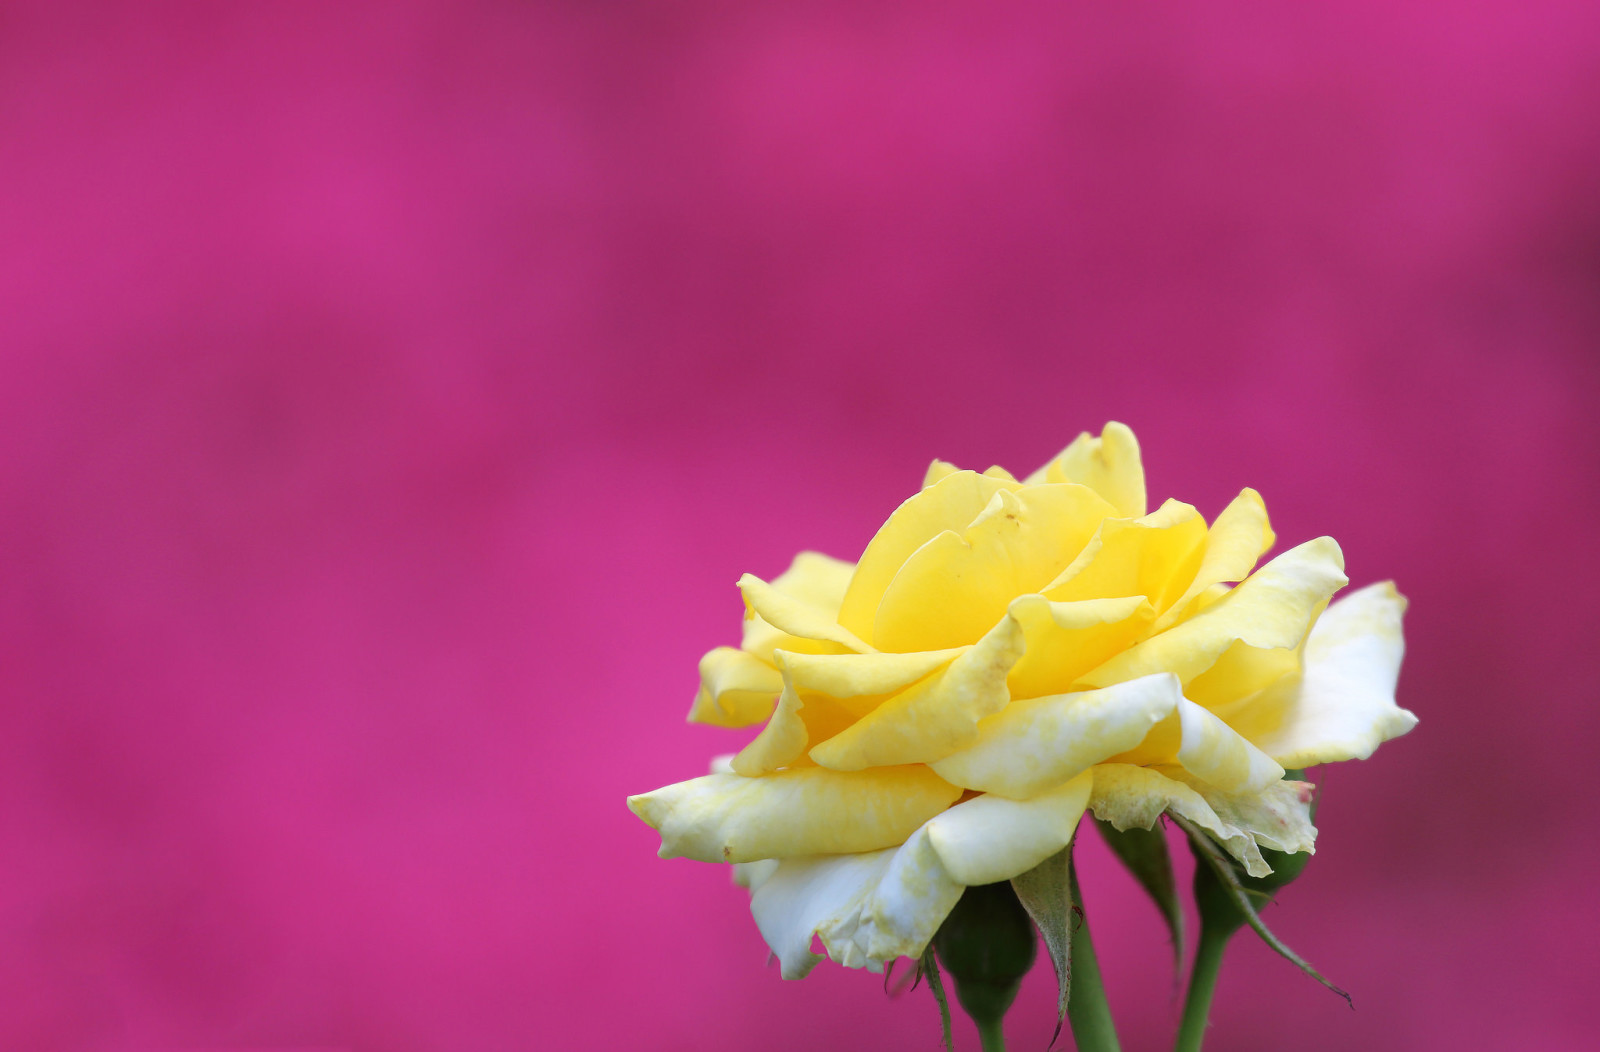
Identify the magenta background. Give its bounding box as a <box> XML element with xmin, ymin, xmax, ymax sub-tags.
<box><xmin>2</xmin><ymin>2</ymin><xmax>1598</xmax><ymax>1050</ymax></box>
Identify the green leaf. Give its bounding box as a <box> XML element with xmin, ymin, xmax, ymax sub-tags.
<box><xmin>920</xmin><ymin>945</ymin><xmax>955</xmax><ymax>1052</ymax></box>
<box><xmin>1170</xmin><ymin>813</ymin><xmax>1352</xmax><ymax>1008</ymax></box>
<box><xmin>1010</xmin><ymin>845</ymin><xmax>1073</xmax><ymax>1045</ymax></box>
<box><xmin>1095</xmin><ymin>817</ymin><xmax>1184</xmax><ymax>979</ymax></box>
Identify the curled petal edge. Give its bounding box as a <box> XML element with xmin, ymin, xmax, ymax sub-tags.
<box><xmin>1087</xmin><ymin>763</ymin><xmax>1315</xmax><ymax>879</ymax></box>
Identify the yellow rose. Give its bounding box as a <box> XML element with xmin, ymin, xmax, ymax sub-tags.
<box><xmin>629</xmin><ymin>423</ymin><xmax>1416</xmax><ymax>979</ymax></box>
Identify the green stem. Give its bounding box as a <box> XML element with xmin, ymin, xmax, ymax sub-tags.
<box><xmin>1067</xmin><ymin>858</ymin><xmax>1121</xmax><ymax>1052</ymax></box>
<box><xmin>976</xmin><ymin>1015</ymin><xmax>1007</xmax><ymax>1052</ymax></box>
<box><xmin>1174</xmin><ymin>924</ymin><xmax>1233</xmax><ymax>1052</ymax></box>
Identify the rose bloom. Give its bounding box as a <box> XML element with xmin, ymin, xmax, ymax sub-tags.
<box><xmin>629</xmin><ymin>424</ymin><xmax>1416</xmax><ymax>978</ymax></box>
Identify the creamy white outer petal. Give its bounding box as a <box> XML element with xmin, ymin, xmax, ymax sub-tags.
<box><xmin>924</xmin><ymin>771</ymin><xmax>1093</xmax><ymax>885</ymax></box>
<box><xmin>1248</xmin><ymin>582</ymin><xmax>1418</xmax><ymax>767</ymax></box>
<box><xmin>629</xmin><ymin>766</ymin><xmax>960</xmax><ymax>863</ymax></box>
<box><xmin>749</xmin><ymin>849</ymin><xmax>895</xmax><ymax>979</ymax></box>
<box><xmin>931</xmin><ymin>674</ymin><xmax>1180</xmax><ymax>798</ymax></box>
<box><xmin>1175</xmin><ymin>696</ymin><xmax>1285</xmax><ymax>793</ymax></box>
<box><xmin>749</xmin><ymin>826</ymin><xmax>964</xmax><ymax>979</ymax></box>
<box><xmin>1087</xmin><ymin>763</ymin><xmax>1315</xmax><ymax>878</ymax></box>
<box><xmin>714</xmin><ymin>756</ymin><xmax>783</xmax><ymax>893</ymax></box>
<box><xmin>732</xmin><ymin>858</ymin><xmax>780</xmax><ymax>892</ymax></box>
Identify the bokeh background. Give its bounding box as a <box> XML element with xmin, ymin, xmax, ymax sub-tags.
<box><xmin>2</xmin><ymin>2</ymin><xmax>1597</xmax><ymax>1050</ymax></box>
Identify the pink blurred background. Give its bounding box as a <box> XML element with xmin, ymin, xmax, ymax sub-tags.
<box><xmin>2</xmin><ymin>2</ymin><xmax>1597</xmax><ymax>1049</ymax></box>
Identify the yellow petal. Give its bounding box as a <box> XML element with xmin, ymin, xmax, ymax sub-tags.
<box><xmin>749</xmin><ymin>825</ymin><xmax>963</xmax><ymax>978</ymax></box>
<box><xmin>731</xmin><ymin>648</ymin><xmax>967</xmax><ymax>775</ymax></box>
<box><xmin>740</xmin><ymin>614</ymin><xmax>852</xmax><ymax>663</ymax></box>
<box><xmin>771</xmin><ymin>550</ymin><xmax>857</xmax><ymax>612</ymax></box>
<box><xmin>776</xmin><ymin>647</ymin><xmax>965</xmax><ymax>700</ymax></box>
<box><xmin>1242</xmin><ymin>582</ymin><xmax>1418</xmax><ymax>766</ymax></box>
<box><xmin>1174</xmin><ymin>696</ymin><xmax>1285</xmax><ymax>792</ymax></box>
<box><xmin>922</xmin><ymin>459</ymin><xmax>960</xmax><ymax>488</ymax></box>
<box><xmin>687</xmin><ymin>646</ymin><xmax>783</xmax><ymax>727</ymax></box>
<box><xmin>1005</xmin><ymin>594</ymin><xmax>1155</xmax><ymax>700</ymax></box>
<box><xmin>628</xmin><ymin>765</ymin><xmax>961</xmax><ymax>863</ymax></box>
<box><xmin>1043</xmin><ymin>499</ymin><xmax>1207</xmax><ymax>614</ymax></box>
<box><xmin>931</xmin><ymin>674</ymin><xmax>1181</xmax><ymax>798</ymax></box>
<box><xmin>740</xmin><ymin>573</ymin><xmax>875</xmax><ymax>654</ymax></box>
<box><xmin>735</xmin><ymin>552</ymin><xmax>863</xmax><ymax>663</ymax></box>
<box><xmin>1189</xmin><ymin>583</ymin><xmax>1231</xmax><ymax>615</ymax></box>
<box><xmin>729</xmin><ymin>668</ymin><xmax>813</xmax><ymax>775</ymax></box>
<box><xmin>1183</xmin><ymin>635</ymin><xmax>1304</xmax><ymax>713</ymax></box>
<box><xmin>924</xmin><ymin>771</ymin><xmax>1093</xmax><ymax>885</ymax></box>
<box><xmin>873</xmin><ymin>484</ymin><xmax>1113</xmax><ymax>653</ymax></box>
<box><xmin>1024</xmin><ymin>421</ymin><xmax>1146</xmax><ymax>518</ymax></box>
<box><xmin>1150</xmin><ymin>488</ymin><xmax>1276</xmax><ymax>633</ymax></box>
<box><xmin>808</xmin><ymin>613</ymin><xmax>1024</xmax><ymax>770</ymax></box>
<box><xmin>1087</xmin><ymin>763</ymin><xmax>1315</xmax><ymax>878</ymax></box>
<box><xmin>836</xmin><ymin>470</ymin><xmax>1018</xmax><ymax>641</ymax></box>
<box><xmin>1077</xmin><ymin>537</ymin><xmax>1348</xmax><ymax>689</ymax></box>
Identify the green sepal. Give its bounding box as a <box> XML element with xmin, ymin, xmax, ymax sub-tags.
<box><xmin>1094</xmin><ymin>817</ymin><xmax>1184</xmax><ymax>980</ymax></box>
<box><xmin>1171</xmin><ymin>813</ymin><xmax>1352</xmax><ymax>1007</ymax></box>
<box><xmin>919</xmin><ymin>946</ymin><xmax>955</xmax><ymax>1052</ymax></box>
<box><xmin>1010</xmin><ymin>844</ymin><xmax>1074</xmax><ymax>1045</ymax></box>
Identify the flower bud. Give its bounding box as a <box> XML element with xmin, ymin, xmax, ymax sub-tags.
<box><xmin>932</xmin><ymin>880</ymin><xmax>1039</xmax><ymax>1030</ymax></box>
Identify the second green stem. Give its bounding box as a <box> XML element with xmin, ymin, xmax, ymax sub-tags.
<box><xmin>1173</xmin><ymin>923</ymin><xmax>1231</xmax><ymax>1052</ymax></box>
<box><xmin>1067</xmin><ymin>858</ymin><xmax>1121</xmax><ymax>1052</ymax></box>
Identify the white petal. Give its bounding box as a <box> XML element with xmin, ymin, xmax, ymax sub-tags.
<box><xmin>931</xmin><ymin>674</ymin><xmax>1180</xmax><ymax>798</ymax></box>
<box><xmin>1246</xmin><ymin>582</ymin><xmax>1418</xmax><ymax>767</ymax></box>
<box><xmin>628</xmin><ymin>766</ymin><xmax>960</xmax><ymax>863</ymax></box>
<box><xmin>924</xmin><ymin>772</ymin><xmax>1093</xmax><ymax>885</ymax></box>
<box><xmin>732</xmin><ymin>858</ymin><xmax>780</xmax><ymax>892</ymax></box>
<box><xmin>1175</xmin><ymin>696</ymin><xmax>1285</xmax><ymax>793</ymax></box>
<box><xmin>749</xmin><ymin>826</ymin><xmax>963</xmax><ymax>979</ymax></box>
<box><xmin>750</xmin><ymin>850</ymin><xmax>895</xmax><ymax>979</ymax></box>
